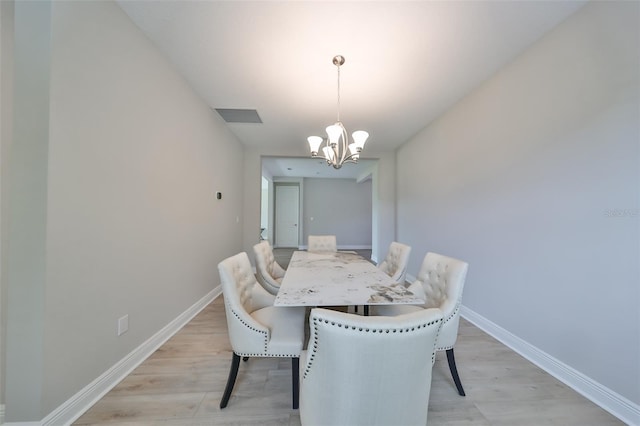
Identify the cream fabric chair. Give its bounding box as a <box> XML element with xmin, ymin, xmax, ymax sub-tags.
<box><xmin>300</xmin><ymin>307</ymin><xmax>443</xmax><ymax>426</ymax></box>
<box><xmin>372</xmin><ymin>252</ymin><xmax>469</xmax><ymax>396</ymax></box>
<box><xmin>377</xmin><ymin>241</ymin><xmax>412</xmax><ymax>283</ymax></box>
<box><xmin>307</xmin><ymin>235</ymin><xmax>337</xmax><ymax>253</ymax></box>
<box><xmin>218</xmin><ymin>252</ymin><xmax>305</xmax><ymax>409</ymax></box>
<box><xmin>253</xmin><ymin>240</ymin><xmax>285</xmax><ymax>295</ymax></box>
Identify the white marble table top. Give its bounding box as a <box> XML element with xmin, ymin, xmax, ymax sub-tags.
<box><xmin>274</xmin><ymin>251</ymin><xmax>425</xmax><ymax>307</ymax></box>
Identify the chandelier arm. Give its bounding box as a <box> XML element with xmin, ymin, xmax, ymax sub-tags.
<box><xmin>324</xmin><ymin>138</ymin><xmax>333</xmax><ymax>165</ymax></box>
<box><xmin>310</xmin><ymin>151</ymin><xmax>359</xmax><ymax>168</ymax></box>
<box><xmin>338</xmin><ymin>124</ymin><xmax>348</xmax><ymax>165</ymax></box>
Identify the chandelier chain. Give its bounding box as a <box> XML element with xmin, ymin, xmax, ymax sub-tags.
<box><xmin>336</xmin><ymin>63</ymin><xmax>341</xmax><ymax>122</ymax></box>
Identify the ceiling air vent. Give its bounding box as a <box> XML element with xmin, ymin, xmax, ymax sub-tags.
<box><xmin>215</xmin><ymin>108</ymin><xmax>262</xmax><ymax>123</ymax></box>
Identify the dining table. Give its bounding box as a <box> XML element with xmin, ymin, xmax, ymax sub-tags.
<box><xmin>274</xmin><ymin>250</ymin><xmax>424</xmax><ymax>312</ymax></box>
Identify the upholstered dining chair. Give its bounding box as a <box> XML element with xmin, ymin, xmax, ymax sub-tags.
<box><xmin>372</xmin><ymin>252</ymin><xmax>469</xmax><ymax>396</ymax></box>
<box><xmin>218</xmin><ymin>252</ymin><xmax>305</xmax><ymax>409</ymax></box>
<box><xmin>377</xmin><ymin>241</ymin><xmax>412</xmax><ymax>284</ymax></box>
<box><xmin>253</xmin><ymin>240</ymin><xmax>285</xmax><ymax>295</ymax></box>
<box><xmin>307</xmin><ymin>235</ymin><xmax>337</xmax><ymax>253</ymax></box>
<box><xmin>300</xmin><ymin>307</ymin><xmax>443</xmax><ymax>426</ymax></box>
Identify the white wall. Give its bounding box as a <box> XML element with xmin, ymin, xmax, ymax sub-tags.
<box><xmin>3</xmin><ymin>0</ymin><xmax>245</xmax><ymax>421</ymax></box>
<box><xmin>302</xmin><ymin>178</ymin><xmax>372</xmax><ymax>248</ymax></box>
<box><xmin>0</xmin><ymin>0</ymin><xmax>14</xmax><ymax>418</ymax></box>
<box><xmin>397</xmin><ymin>0</ymin><xmax>639</xmax><ymax>410</ymax></box>
<box><xmin>0</xmin><ymin>1</ymin><xmax>14</xmax><ymax>424</ymax></box>
<box><xmin>260</xmin><ymin>176</ymin><xmax>269</xmax><ymax>238</ymax></box>
<box><xmin>5</xmin><ymin>1</ymin><xmax>51</xmax><ymax>420</ymax></box>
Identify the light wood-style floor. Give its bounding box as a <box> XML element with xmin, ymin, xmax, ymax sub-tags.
<box><xmin>74</xmin><ymin>252</ymin><xmax>624</xmax><ymax>425</ymax></box>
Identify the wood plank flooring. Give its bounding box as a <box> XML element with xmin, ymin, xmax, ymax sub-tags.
<box><xmin>74</xmin><ymin>253</ymin><xmax>624</xmax><ymax>425</ymax></box>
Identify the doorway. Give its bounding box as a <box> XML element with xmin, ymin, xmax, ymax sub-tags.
<box><xmin>274</xmin><ymin>183</ymin><xmax>300</xmax><ymax>247</ymax></box>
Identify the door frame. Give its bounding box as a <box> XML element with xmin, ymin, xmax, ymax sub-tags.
<box><xmin>273</xmin><ymin>181</ymin><xmax>302</xmax><ymax>248</ymax></box>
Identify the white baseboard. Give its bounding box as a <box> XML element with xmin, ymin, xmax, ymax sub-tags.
<box><xmin>4</xmin><ymin>423</ymin><xmax>39</xmax><ymax>426</ymax></box>
<box><xmin>38</xmin><ymin>287</ymin><xmax>222</xmax><ymax>426</ymax></box>
<box><xmin>461</xmin><ymin>305</ymin><xmax>640</xmax><ymax>426</ymax></box>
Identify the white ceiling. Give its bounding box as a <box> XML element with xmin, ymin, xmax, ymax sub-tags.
<box><xmin>116</xmin><ymin>0</ymin><xmax>586</xmax><ymax>175</ymax></box>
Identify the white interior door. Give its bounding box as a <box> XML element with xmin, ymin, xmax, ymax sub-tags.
<box><xmin>274</xmin><ymin>184</ymin><xmax>299</xmax><ymax>247</ymax></box>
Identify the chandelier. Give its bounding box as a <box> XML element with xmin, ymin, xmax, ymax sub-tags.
<box><xmin>307</xmin><ymin>55</ymin><xmax>369</xmax><ymax>169</ymax></box>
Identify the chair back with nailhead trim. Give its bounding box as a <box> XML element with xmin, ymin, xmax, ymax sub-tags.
<box><xmin>218</xmin><ymin>252</ymin><xmax>270</xmax><ymax>355</ymax></box>
<box><xmin>300</xmin><ymin>307</ymin><xmax>443</xmax><ymax>426</ymax></box>
<box><xmin>416</xmin><ymin>252</ymin><xmax>468</xmax><ymax>350</ymax></box>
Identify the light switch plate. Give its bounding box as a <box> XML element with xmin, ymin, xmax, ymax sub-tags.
<box><xmin>118</xmin><ymin>314</ymin><xmax>129</xmax><ymax>336</ymax></box>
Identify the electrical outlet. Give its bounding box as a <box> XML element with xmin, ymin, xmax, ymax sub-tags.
<box><xmin>118</xmin><ymin>314</ymin><xmax>129</xmax><ymax>336</ymax></box>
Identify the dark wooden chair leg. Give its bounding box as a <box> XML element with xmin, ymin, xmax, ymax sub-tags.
<box><xmin>220</xmin><ymin>353</ymin><xmax>241</xmax><ymax>408</ymax></box>
<box><xmin>446</xmin><ymin>348</ymin><xmax>466</xmax><ymax>396</ymax></box>
<box><xmin>292</xmin><ymin>357</ymin><xmax>300</xmax><ymax>409</ymax></box>
<box><xmin>363</xmin><ymin>305</ymin><xmax>369</xmax><ymax>316</ymax></box>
